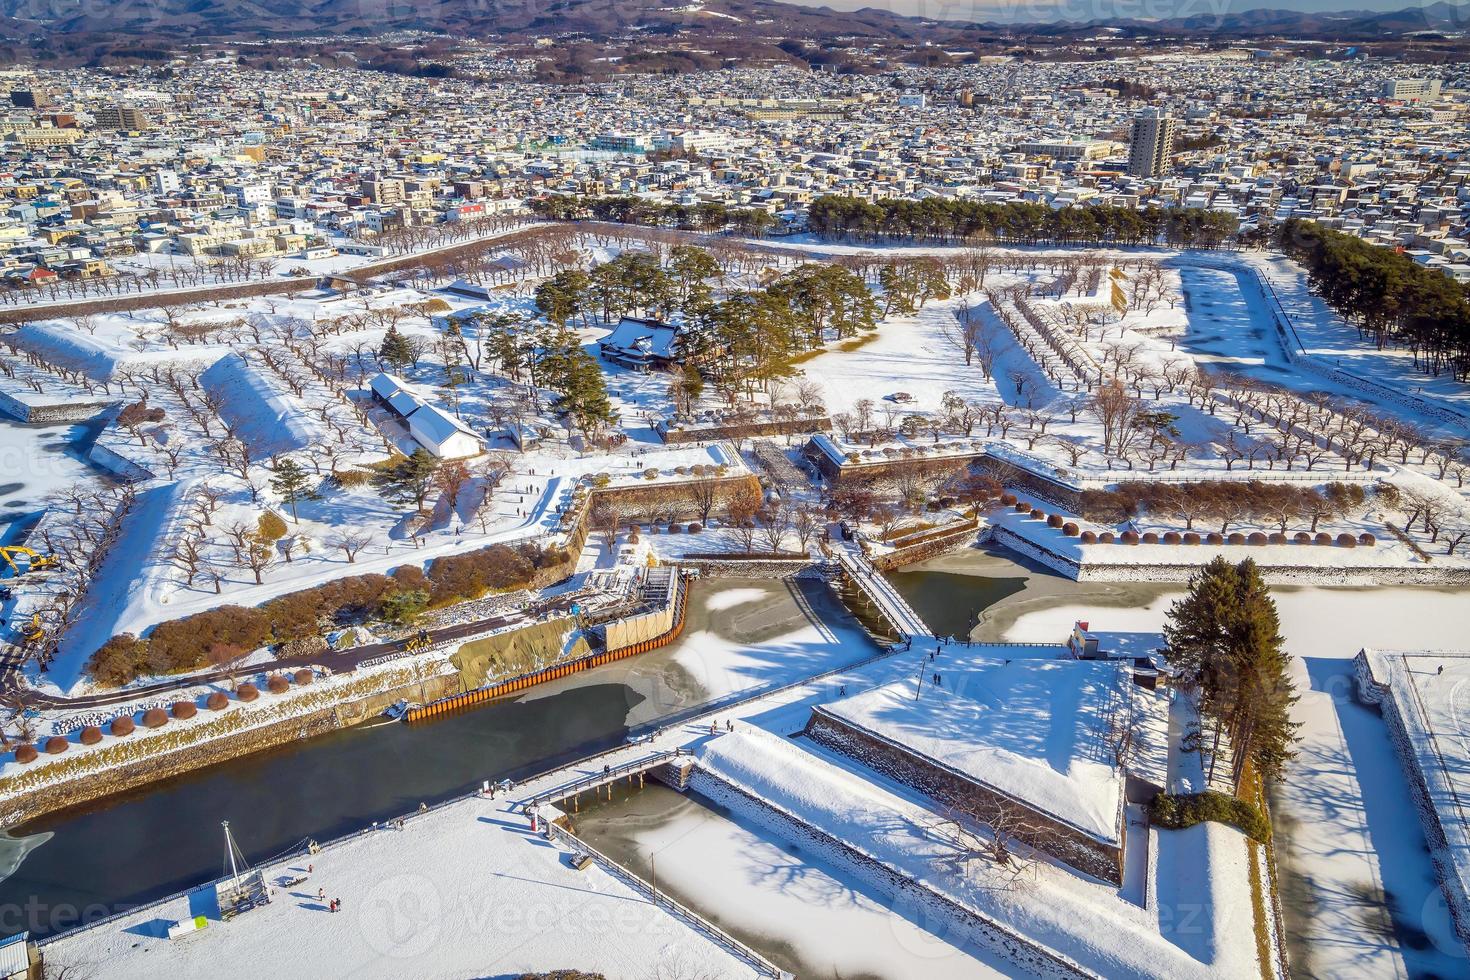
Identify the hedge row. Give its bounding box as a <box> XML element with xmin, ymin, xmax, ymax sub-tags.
<box><xmin>87</xmin><ymin>540</ymin><xmax>564</xmax><ymax>687</ymax></box>
<box><xmin>1148</xmin><ymin>790</ymin><xmax>1271</xmax><ymax>843</ymax></box>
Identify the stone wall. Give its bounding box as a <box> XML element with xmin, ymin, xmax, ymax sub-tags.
<box><xmin>974</xmin><ymin>457</ymin><xmax>1085</xmax><ymax>511</ymax></box>
<box><xmin>659</xmin><ymin>416</ymin><xmax>830</xmax><ymax>445</ymax></box>
<box><xmin>806</xmin><ymin>710</ymin><xmax>1124</xmax><ymax>885</ymax></box>
<box><xmin>1355</xmin><ymin>652</ymin><xmax>1470</xmax><ymax>954</ymax></box>
<box><xmin>595</xmin><ymin>473</ymin><xmax>763</xmax><ymax>522</ymax></box>
<box><xmin>0</xmin><ymin>389</ymin><xmax>113</xmax><ymax>423</ymax></box>
<box><xmin>870</xmin><ymin>522</ymin><xmax>980</xmax><ymax>571</ymax></box>
<box><xmin>688</xmin><ymin>767</ymin><xmax>1089</xmax><ymax>979</ymax></box>
<box><xmin>675</xmin><ymin>556</ymin><xmax>815</xmax><ymax>579</ymax></box>
<box><xmin>985</xmin><ymin>525</ymin><xmax>1470</xmax><ymax>587</ymax></box>
<box><xmin>0</xmin><ymin>670</ymin><xmax>457</xmax><ymax>827</ymax></box>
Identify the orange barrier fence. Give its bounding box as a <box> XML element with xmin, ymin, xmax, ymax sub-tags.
<box><xmin>404</xmin><ymin>577</ymin><xmax>690</xmax><ymax>724</ymax></box>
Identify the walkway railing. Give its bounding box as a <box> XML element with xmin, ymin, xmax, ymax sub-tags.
<box><xmin>545</xmin><ymin>821</ymin><xmax>787</xmax><ymax>977</ymax></box>
<box><xmin>834</xmin><ymin>550</ymin><xmax>932</xmax><ymax>638</ymax></box>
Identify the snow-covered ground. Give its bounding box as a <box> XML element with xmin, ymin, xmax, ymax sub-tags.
<box><xmin>574</xmin><ymin>782</ymin><xmax>1015</xmax><ymax>979</ymax></box>
<box><xmin>1249</xmin><ymin>252</ymin><xmax>1470</xmax><ymax>423</ymax></box>
<box><xmin>817</xmin><ymin>657</ymin><xmax>1156</xmax><ymax>843</ymax></box>
<box><xmin>42</xmin><ymin>791</ymin><xmax>762</xmax><ymax>980</ymax></box>
<box><xmin>999</xmin><ymin>583</ymin><xmax>1470</xmax><ymax>976</ymax></box>
<box><xmin>696</xmin><ymin>726</ymin><xmax>1258</xmax><ymax>979</ymax></box>
<box><xmin>0</xmin><ymin>416</ymin><xmax>110</xmax><ymax>542</ymax></box>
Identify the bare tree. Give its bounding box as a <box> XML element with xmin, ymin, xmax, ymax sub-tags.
<box><xmin>329</xmin><ymin>530</ymin><xmax>372</xmax><ymax>563</ymax></box>
<box><xmin>757</xmin><ymin>503</ymin><xmax>791</xmax><ymax>554</ymax></box>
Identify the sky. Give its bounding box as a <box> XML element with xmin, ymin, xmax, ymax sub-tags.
<box><xmin>780</xmin><ymin>0</ymin><xmax>1454</xmax><ymax>24</ymax></box>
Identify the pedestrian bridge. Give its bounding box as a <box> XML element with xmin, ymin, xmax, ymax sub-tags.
<box><xmin>832</xmin><ymin>550</ymin><xmax>933</xmax><ymax>639</ymax></box>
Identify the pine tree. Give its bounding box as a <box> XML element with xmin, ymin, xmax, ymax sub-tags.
<box><xmin>535</xmin><ymin>270</ymin><xmax>590</xmax><ymax>327</ymax></box>
<box><xmin>1225</xmin><ymin>559</ymin><xmax>1300</xmax><ymax>785</ymax></box>
<box><xmin>374</xmin><ymin>448</ymin><xmax>440</xmax><ymax>511</ymax></box>
<box><xmin>378</xmin><ymin>325</ymin><xmax>414</xmax><ymax>372</ymax></box>
<box><xmin>553</xmin><ymin>349</ymin><xmax>617</xmax><ymax>436</ymax></box>
<box><xmin>680</xmin><ymin>360</ymin><xmax>704</xmax><ymax>403</ymax></box>
<box><xmin>269</xmin><ymin>457</ymin><xmax>315</xmax><ymax>522</ymax></box>
<box><xmin>1163</xmin><ymin>557</ymin><xmax>1301</xmax><ymax>789</ymax></box>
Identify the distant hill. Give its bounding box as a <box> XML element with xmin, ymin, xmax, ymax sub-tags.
<box><xmin>0</xmin><ymin>0</ymin><xmax>1464</xmax><ymax>48</ymax></box>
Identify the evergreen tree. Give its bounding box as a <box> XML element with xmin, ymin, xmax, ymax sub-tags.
<box><xmin>378</xmin><ymin>589</ymin><xmax>429</xmax><ymax>626</ymax></box>
<box><xmin>669</xmin><ymin>245</ymin><xmax>719</xmax><ymax>304</ymax></box>
<box><xmin>269</xmin><ymin>457</ymin><xmax>315</xmax><ymax>522</ymax></box>
<box><xmin>553</xmin><ymin>348</ymin><xmax>617</xmax><ymax>436</ymax></box>
<box><xmin>1163</xmin><ymin>557</ymin><xmax>1300</xmax><ymax>789</ymax></box>
<box><xmin>680</xmin><ymin>360</ymin><xmax>704</xmax><ymax>403</ymax></box>
<box><xmin>534</xmin><ymin>270</ymin><xmax>590</xmax><ymax>327</ymax></box>
<box><xmin>378</xmin><ymin>325</ymin><xmax>414</xmax><ymax>372</ymax></box>
<box><xmin>1225</xmin><ymin>559</ymin><xmax>1300</xmax><ymax>784</ymax></box>
<box><xmin>374</xmin><ymin>448</ymin><xmax>440</xmax><ymax>511</ymax></box>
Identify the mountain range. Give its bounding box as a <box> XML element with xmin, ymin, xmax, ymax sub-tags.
<box><xmin>0</xmin><ymin>0</ymin><xmax>1465</xmax><ymax>45</ymax></box>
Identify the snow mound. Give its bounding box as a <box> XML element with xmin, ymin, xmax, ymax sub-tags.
<box><xmin>9</xmin><ymin>322</ymin><xmax>226</xmax><ymax>380</ymax></box>
<box><xmin>200</xmin><ymin>353</ymin><xmax>316</xmax><ymax>456</ymax></box>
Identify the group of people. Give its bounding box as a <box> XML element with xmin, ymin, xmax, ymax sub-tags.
<box><xmin>315</xmin><ymin>887</ymin><xmax>343</xmax><ymax>914</ymax></box>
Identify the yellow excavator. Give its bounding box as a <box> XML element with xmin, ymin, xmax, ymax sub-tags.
<box><xmin>21</xmin><ymin>613</ymin><xmax>44</xmax><ymax>644</ymax></box>
<box><xmin>0</xmin><ymin>547</ymin><xmax>59</xmax><ymax>577</ymax></box>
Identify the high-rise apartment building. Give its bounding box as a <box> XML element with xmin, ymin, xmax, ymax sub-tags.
<box><xmin>1127</xmin><ymin>108</ymin><xmax>1175</xmax><ymax>178</ymax></box>
<box><xmin>360</xmin><ymin>177</ymin><xmax>404</xmax><ymax>205</ymax></box>
<box><xmin>92</xmin><ymin>102</ymin><xmax>150</xmax><ymax>130</ymax></box>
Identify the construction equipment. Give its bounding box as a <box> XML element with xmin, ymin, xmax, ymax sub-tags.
<box><xmin>0</xmin><ymin>547</ymin><xmax>59</xmax><ymax>577</ymax></box>
<box><xmin>404</xmin><ymin>629</ymin><xmax>432</xmax><ymax>653</ymax></box>
<box><xmin>21</xmin><ymin>614</ymin><xmax>44</xmax><ymax>644</ymax></box>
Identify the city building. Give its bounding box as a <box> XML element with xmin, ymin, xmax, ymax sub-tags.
<box><xmin>1127</xmin><ymin>108</ymin><xmax>1176</xmax><ymax>178</ymax></box>
<box><xmin>91</xmin><ymin>102</ymin><xmax>150</xmax><ymax>130</ymax></box>
<box><xmin>1383</xmin><ymin>78</ymin><xmax>1443</xmax><ymax>101</ymax></box>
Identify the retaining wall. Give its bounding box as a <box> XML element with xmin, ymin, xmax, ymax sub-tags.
<box><xmin>687</xmin><ymin>767</ymin><xmax>1093</xmax><ymax>979</ymax></box>
<box><xmin>1354</xmin><ymin>652</ymin><xmax>1470</xmax><ymax>954</ymax></box>
<box><xmin>0</xmin><ymin>670</ymin><xmax>457</xmax><ymax>827</ymax></box>
<box><xmin>404</xmin><ymin>574</ymin><xmax>691</xmax><ymax>723</ymax></box>
<box><xmin>0</xmin><ymin>389</ymin><xmax>112</xmax><ymax>423</ymax></box>
<box><xmin>675</xmin><ymin>556</ymin><xmax>815</xmax><ymax>578</ymax></box>
<box><xmin>806</xmin><ymin>710</ymin><xmax>1124</xmax><ymax>885</ymax></box>
<box><xmin>870</xmin><ymin>521</ymin><xmax>980</xmax><ymax>571</ymax></box>
<box><xmin>659</xmin><ymin>416</ymin><xmax>831</xmax><ymax>445</ymax></box>
<box><xmin>985</xmin><ymin>525</ymin><xmax>1470</xmax><ymax>587</ymax></box>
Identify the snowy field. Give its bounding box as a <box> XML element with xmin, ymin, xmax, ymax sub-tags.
<box><xmin>817</xmin><ymin>657</ymin><xmax>1162</xmax><ymax>843</ymax></box>
<box><xmin>1250</xmin><ymin>252</ymin><xmax>1470</xmax><ymax>423</ymax></box>
<box><xmin>0</xmin><ymin>416</ymin><xmax>110</xmax><ymax>542</ymax></box>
